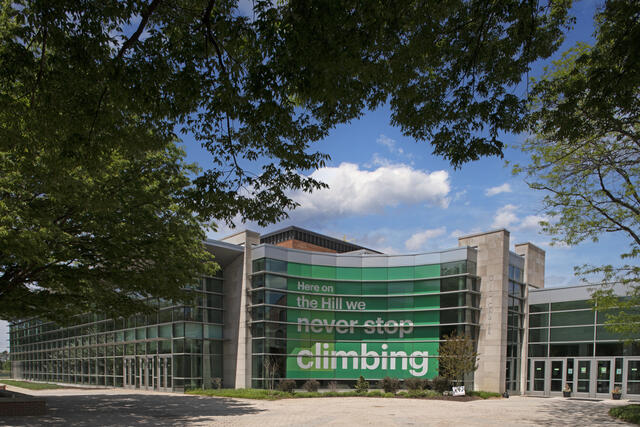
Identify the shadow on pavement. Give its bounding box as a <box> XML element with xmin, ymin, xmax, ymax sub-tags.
<box><xmin>520</xmin><ymin>398</ymin><xmax>626</xmax><ymax>426</ymax></box>
<box><xmin>0</xmin><ymin>393</ymin><xmax>263</xmax><ymax>426</ymax></box>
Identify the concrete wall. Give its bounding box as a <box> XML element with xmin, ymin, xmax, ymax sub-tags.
<box><xmin>514</xmin><ymin>243</ymin><xmax>545</xmax><ymax>289</ymax></box>
<box><xmin>458</xmin><ymin>230</ymin><xmax>510</xmax><ymax>394</ymax></box>
<box><xmin>221</xmin><ymin>230</ymin><xmax>260</xmax><ymax>389</ymax></box>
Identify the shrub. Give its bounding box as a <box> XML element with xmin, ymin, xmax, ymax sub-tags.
<box><xmin>610</xmin><ymin>405</ymin><xmax>640</xmax><ymax>424</ymax></box>
<box><xmin>423</xmin><ymin>379</ymin><xmax>433</xmax><ymax>390</ymax></box>
<box><xmin>277</xmin><ymin>379</ymin><xmax>296</xmax><ymax>393</ymax></box>
<box><xmin>378</xmin><ymin>377</ymin><xmax>401</xmax><ymax>394</ymax></box>
<box><xmin>328</xmin><ymin>381</ymin><xmax>338</xmax><ymax>392</ymax></box>
<box><xmin>354</xmin><ymin>376</ymin><xmax>369</xmax><ymax>393</ymax></box>
<box><xmin>432</xmin><ymin>376</ymin><xmax>450</xmax><ymax>394</ymax></box>
<box><xmin>303</xmin><ymin>379</ymin><xmax>320</xmax><ymax>392</ymax></box>
<box><xmin>211</xmin><ymin>378</ymin><xmax>222</xmax><ymax>389</ymax></box>
<box><xmin>404</xmin><ymin>378</ymin><xmax>424</xmax><ymax>391</ymax></box>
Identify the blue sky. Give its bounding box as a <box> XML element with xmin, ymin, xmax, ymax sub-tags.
<box><xmin>0</xmin><ymin>0</ymin><xmax>618</xmax><ymax>353</ymax></box>
<box><xmin>200</xmin><ymin>1</ymin><xmax>621</xmax><ymax>288</ymax></box>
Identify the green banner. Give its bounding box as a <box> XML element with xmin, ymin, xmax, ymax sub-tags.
<box><xmin>284</xmin><ymin>276</ymin><xmax>440</xmax><ymax>379</ymax></box>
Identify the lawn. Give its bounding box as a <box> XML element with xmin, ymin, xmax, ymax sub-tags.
<box><xmin>0</xmin><ymin>379</ymin><xmax>71</xmax><ymax>390</ymax></box>
<box><xmin>186</xmin><ymin>388</ymin><xmax>501</xmax><ymax>401</ymax></box>
<box><xmin>610</xmin><ymin>405</ymin><xmax>640</xmax><ymax>425</ymax></box>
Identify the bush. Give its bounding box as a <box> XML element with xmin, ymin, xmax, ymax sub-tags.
<box><xmin>610</xmin><ymin>405</ymin><xmax>640</xmax><ymax>424</ymax></box>
<box><xmin>277</xmin><ymin>379</ymin><xmax>296</xmax><ymax>393</ymax></box>
<box><xmin>211</xmin><ymin>378</ymin><xmax>222</xmax><ymax>389</ymax></box>
<box><xmin>404</xmin><ymin>378</ymin><xmax>424</xmax><ymax>391</ymax></box>
<box><xmin>303</xmin><ymin>379</ymin><xmax>320</xmax><ymax>392</ymax></box>
<box><xmin>423</xmin><ymin>379</ymin><xmax>433</xmax><ymax>390</ymax></box>
<box><xmin>354</xmin><ymin>376</ymin><xmax>369</xmax><ymax>393</ymax></box>
<box><xmin>328</xmin><ymin>381</ymin><xmax>338</xmax><ymax>392</ymax></box>
<box><xmin>378</xmin><ymin>377</ymin><xmax>401</xmax><ymax>394</ymax></box>
<box><xmin>432</xmin><ymin>376</ymin><xmax>450</xmax><ymax>394</ymax></box>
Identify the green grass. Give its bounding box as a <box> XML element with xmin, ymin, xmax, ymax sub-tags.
<box><xmin>186</xmin><ymin>388</ymin><xmax>499</xmax><ymax>400</ymax></box>
<box><xmin>0</xmin><ymin>379</ymin><xmax>70</xmax><ymax>390</ymax></box>
<box><xmin>610</xmin><ymin>405</ymin><xmax>640</xmax><ymax>425</ymax></box>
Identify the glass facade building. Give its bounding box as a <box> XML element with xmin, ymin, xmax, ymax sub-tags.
<box><xmin>248</xmin><ymin>251</ymin><xmax>479</xmax><ymax>388</ymax></box>
<box><xmin>527</xmin><ymin>285</ymin><xmax>640</xmax><ymax>398</ymax></box>
<box><xmin>8</xmin><ymin>226</ymin><xmax>639</xmax><ymax>395</ymax></box>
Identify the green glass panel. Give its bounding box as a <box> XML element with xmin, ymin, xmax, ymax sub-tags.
<box><xmin>388</xmin><ymin>281</ymin><xmax>413</xmax><ymax>294</ymax></box>
<box><xmin>288</xmin><ymin>262</ymin><xmax>312</xmax><ymax>277</ymax></box>
<box><xmin>363</xmin><ymin>268</ymin><xmax>388</xmax><ymax>281</ymax></box>
<box><xmin>530</xmin><ymin>303</ymin><xmax>549</xmax><ymax>313</ymax></box>
<box><xmin>596</xmin><ymin>326</ymin><xmax>626</xmax><ymax>341</ymax></box>
<box><xmin>388</xmin><ymin>266</ymin><xmax>414</xmax><ymax>280</ymax></box>
<box><xmin>311</xmin><ymin>265</ymin><xmax>336</xmax><ymax>279</ymax></box>
<box><xmin>529</xmin><ymin>313</ymin><xmax>549</xmax><ymax>328</ymax></box>
<box><xmin>414</xmin><ymin>280</ymin><xmax>440</xmax><ymax>293</ymax></box>
<box><xmin>528</xmin><ymin>328</ymin><xmax>549</xmax><ymax>343</ymax></box>
<box><xmin>549</xmin><ymin>326</ymin><xmax>594</xmax><ymax>342</ymax></box>
<box><xmin>413</xmin><ymin>311</ymin><xmax>439</xmax><ymax>325</ymax></box>
<box><xmin>336</xmin><ymin>267</ymin><xmax>361</xmax><ymax>280</ymax></box>
<box><xmin>414</xmin><ymin>264</ymin><xmax>440</xmax><ymax>279</ymax></box>
<box><xmin>185</xmin><ymin>323</ymin><xmax>203</xmax><ymax>339</ymax></box>
<box><xmin>551</xmin><ymin>300</ymin><xmax>591</xmax><ymax>311</ymax></box>
<box><xmin>362</xmin><ymin>282</ymin><xmax>387</xmax><ymax>295</ymax></box>
<box><xmin>550</xmin><ymin>310</ymin><xmax>594</xmax><ymax>327</ymax></box>
<box><xmin>336</xmin><ymin>281</ymin><xmax>361</xmax><ymax>295</ymax></box>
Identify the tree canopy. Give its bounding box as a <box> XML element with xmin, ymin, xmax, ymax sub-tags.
<box><xmin>518</xmin><ymin>0</ymin><xmax>640</xmax><ymax>334</ymax></box>
<box><xmin>1</xmin><ymin>0</ymin><xmax>574</xmax><ymax>321</ymax></box>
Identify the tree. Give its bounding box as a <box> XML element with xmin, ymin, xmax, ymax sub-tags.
<box><xmin>1</xmin><ymin>0</ymin><xmax>573</xmax><ymax>321</ymax></box>
<box><xmin>0</xmin><ymin>141</ymin><xmax>216</xmax><ymax>322</ymax></box>
<box><xmin>517</xmin><ymin>0</ymin><xmax>640</xmax><ymax>334</ymax></box>
<box><xmin>438</xmin><ymin>332</ymin><xmax>478</xmax><ymax>385</ymax></box>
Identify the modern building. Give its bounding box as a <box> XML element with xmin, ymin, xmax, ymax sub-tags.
<box><xmin>8</xmin><ymin>226</ymin><xmax>639</xmax><ymax>397</ymax></box>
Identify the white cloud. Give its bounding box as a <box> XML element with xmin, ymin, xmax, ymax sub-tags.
<box><xmin>485</xmin><ymin>183</ymin><xmax>512</xmax><ymax>197</ymax></box>
<box><xmin>405</xmin><ymin>227</ymin><xmax>447</xmax><ymax>251</ymax></box>
<box><xmin>518</xmin><ymin>215</ymin><xmax>547</xmax><ymax>232</ymax></box>
<box><xmin>491</xmin><ymin>204</ymin><xmax>519</xmax><ymax>229</ymax></box>
<box><xmin>291</xmin><ymin>162</ymin><xmax>451</xmax><ymax>221</ymax></box>
<box><xmin>377</xmin><ymin>134</ymin><xmax>397</xmax><ymax>152</ymax></box>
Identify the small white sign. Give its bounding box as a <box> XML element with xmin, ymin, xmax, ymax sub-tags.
<box><xmin>452</xmin><ymin>386</ymin><xmax>465</xmax><ymax>396</ymax></box>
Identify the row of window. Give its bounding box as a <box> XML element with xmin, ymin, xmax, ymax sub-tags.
<box><xmin>252</xmin><ymin>258</ymin><xmax>476</xmax><ymax>280</ymax></box>
<box><xmin>529</xmin><ymin>342</ymin><xmax>640</xmax><ymax>358</ymax></box>
<box><xmin>251</xmin><ymin>274</ymin><xmax>479</xmax><ymax>295</ymax></box>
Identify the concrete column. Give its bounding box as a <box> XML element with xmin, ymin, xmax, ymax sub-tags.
<box><xmin>221</xmin><ymin>230</ymin><xmax>260</xmax><ymax>389</ymax></box>
<box><xmin>514</xmin><ymin>242</ymin><xmax>546</xmax><ymax>393</ymax></box>
<box><xmin>514</xmin><ymin>243</ymin><xmax>545</xmax><ymax>289</ymax></box>
<box><xmin>458</xmin><ymin>229</ymin><xmax>510</xmax><ymax>394</ymax></box>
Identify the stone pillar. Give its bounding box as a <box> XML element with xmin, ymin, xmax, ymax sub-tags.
<box><xmin>458</xmin><ymin>229</ymin><xmax>510</xmax><ymax>394</ymax></box>
<box><xmin>221</xmin><ymin>230</ymin><xmax>260</xmax><ymax>389</ymax></box>
<box><xmin>514</xmin><ymin>243</ymin><xmax>545</xmax><ymax>289</ymax></box>
<box><xmin>514</xmin><ymin>242</ymin><xmax>546</xmax><ymax>393</ymax></box>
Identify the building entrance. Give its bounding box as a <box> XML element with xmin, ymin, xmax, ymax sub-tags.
<box><xmin>123</xmin><ymin>356</ymin><xmax>172</xmax><ymax>391</ymax></box>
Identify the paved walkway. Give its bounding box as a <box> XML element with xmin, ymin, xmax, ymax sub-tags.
<box><xmin>0</xmin><ymin>385</ymin><xmax>633</xmax><ymax>426</ymax></box>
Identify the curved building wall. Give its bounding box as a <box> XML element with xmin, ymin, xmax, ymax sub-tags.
<box><xmin>248</xmin><ymin>245</ymin><xmax>480</xmax><ymax>387</ymax></box>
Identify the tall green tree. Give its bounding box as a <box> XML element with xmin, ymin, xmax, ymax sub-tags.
<box><xmin>518</xmin><ymin>0</ymin><xmax>640</xmax><ymax>335</ymax></box>
<box><xmin>1</xmin><ymin>0</ymin><xmax>573</xmax><ymax>321</ymax></box>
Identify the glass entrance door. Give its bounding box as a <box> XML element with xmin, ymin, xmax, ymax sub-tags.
<box><xmin>550</xmin><ymin>360</ymin><xmax>564</xmax><ymax>393</ymax></box>
<box><xmin>123</xmin><ymin>357</ymin><xmax>135</xmax><ymax>388</ymax></box>
<box><xmin>533</xmin><ymin>360</ymin><xmax>545</xmax><ymax>392</ymax></box>
<box><xmin>596</xmin><ymin>359</ymin><xmax>613</xmax><ymax>395</ymax></box>
<box><xmin>575</xmin><ymin>360</ymin><xmax>591</xmax><ymax>395</ymax></box>
<box><xmin>157</xmin><ymin>356</ymin><xmax>172</xmax><ymax>392</ymax></box>
<box><xmin>627</xmin><ymin>360</ymin><xmax>640</xmax><ymax>395</ymax></box>
<box><xmin>137</xmin><ymin>356</ymin><xmax>155</xmax><ymax>390</ymax></box>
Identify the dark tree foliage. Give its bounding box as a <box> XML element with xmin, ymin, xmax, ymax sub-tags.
<box><xmin>1</xmin><ymin>0</ymin><xmax>572</xmax><ymax>321</ymax></box>
<box><xmin>517</xmin><ymin>0</ymin><xmax>640</xmax><ymax>334</ymax></box>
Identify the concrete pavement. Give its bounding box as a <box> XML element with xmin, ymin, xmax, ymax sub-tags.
<box><xmin>0</xmin><ymin>385</ymin><xmax>633</xmax><ymax>426</ymax></box>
